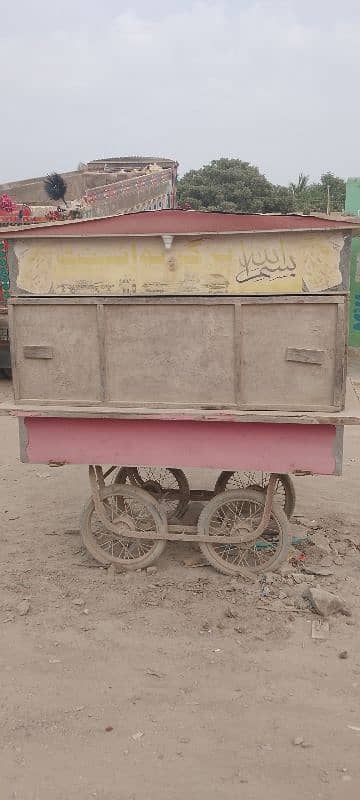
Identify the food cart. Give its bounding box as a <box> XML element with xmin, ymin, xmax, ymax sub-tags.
<box><xmin>1</xmin><ymin>209</ymin><xmax>360</xmax><ymax>577</ymax></box>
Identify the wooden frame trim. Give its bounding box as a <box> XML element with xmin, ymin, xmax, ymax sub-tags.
<box><xmin>234</xmin><ymin>304</ymin><xmax>242</xmax><ymax>405</ymax></box>
<box><xmin>9</xmin><ymin>401</ymin><xmax>342</xmax><ymax>412</ymax></box>
<box><xmin>334</xmin><ymin>426</ymin><xmax>344</xmax><ymax>475</ymax></box>
<box><xmin>8</xmin><ymin>294</ymin><xmax>348</xmax><ymax>307</ymax></box>
<box><xmin>1</xmin><ymin>379</ymin><xmax>359</xmax><ymax>426</ymax></box>
<box><xmin>3</xmin><ymin>226</ymin><xmax>355</xmax><ymax>240</ymax></box>
<box><xmin>7</xmin><ymin>303</ymin><xmax>20</xmax><ymax>401</ymax></box>
<box><xmin>333</xmin><ymin>297</ymin><xmax>348</xmax><ymax>409</ymax></box>
<box><xmin>96</xmin><ymin>304</ymin><xmax>107</xmax><ymax>402</ymax></box>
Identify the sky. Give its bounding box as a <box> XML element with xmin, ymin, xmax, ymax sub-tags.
<box><xmin>1</xmin><ymin>0</ymin><xmax>360</xmax><ymax>185</ymax></box>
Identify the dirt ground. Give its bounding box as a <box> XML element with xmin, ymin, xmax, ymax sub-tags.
<box><xmin>1</xmin><ymin>375</ymin><xmax>360</xmax><ymax>800</ymax></box>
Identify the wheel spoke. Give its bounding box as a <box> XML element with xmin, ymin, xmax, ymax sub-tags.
<box><xmin>199</xmin><ymin>488</ymin><xmax>287</xmax><ymax>574</ymax></box>
<box><xmin>125</xmin><ymin>467</ymin><xmax>189</xmax><ymax>519</ymax></box>
<box><xmin>221</xmin><ymin>472</ymin><xmax>292</xmax><ymax>517</ymax></box>
<box><xmin>87</xmin><ymin>487</ymin><xmax>165</xmax><ymax>564</ymax></box>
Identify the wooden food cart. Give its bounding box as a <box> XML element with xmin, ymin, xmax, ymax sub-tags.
<box><xmin>2</xmin><ymin>209</ymin><xmax>360</xmax><ymax>577</ymax></box>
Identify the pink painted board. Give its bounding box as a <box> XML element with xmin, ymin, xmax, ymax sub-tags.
<box><xmin>21</xmin><ymin>417</ymin><xmax>341</xmax><ymax>475</ymax></box>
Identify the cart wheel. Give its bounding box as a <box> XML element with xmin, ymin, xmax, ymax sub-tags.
<box><xmin>198</xmin><ymin>488</ymin><xmax>291</xmax><ymax>577</ymax></box>
<box><xmin>125</xmin><ymin>467</ymin><xmax>190</xmax><ymax>520</ymax></box>
<box><xmin>80</xmin><ymin>484</ymin><xmax>167</xmax><ymax>570</ymax></box>
<box><xmin>214</xmin><ymin>471</ymin><xmax>296</xmax><ymax>519</ymax></box>
<box><xmin>113</xmin><ymin>466</ymin><xmax>131</xmax><ymax>484</ymax></box>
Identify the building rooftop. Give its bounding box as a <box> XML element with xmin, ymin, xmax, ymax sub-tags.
<box><xmin>2</xmin><ymin>209</ymin><xmax>358</xmax><ymax>239</ymax></box>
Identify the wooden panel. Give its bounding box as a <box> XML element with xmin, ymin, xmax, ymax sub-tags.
<box><xmin>104</xmin><ymin>304</ymin><xmax>236</xmax><ymax>405</ymax></box>
<box><xmin>9</xmin><ymin>229</ymin><xmax>349</xmax><ymax>297</ymax></box>
<box><xmin>8</xmin><ymin>296</ymin><xmax>346</xmax><ymax>411</ymax></box>
<box><xmin>13</xmin><ymin>304</ymin><xmax>102</xmax><ymax>402</ymax></box>
<box><xmin>240</xmin><ymin>303</ymin><xmax>339</xmax><ymax>408</ymax></box>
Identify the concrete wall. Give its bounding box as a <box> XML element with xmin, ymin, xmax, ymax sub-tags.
<box><xmin>0</xmin><ymin>171</ymin><xmax>123</xmax><ymax>205</ymax></box>
<box><xmin>87</xmin><ymin>157</ymin><xmax>177</xmax><ymax>172</ymax></box>
<box><xmin>83</xmin><ymin>169</ymin><xmax>174</xmax><ymax>218</ymax></box>
<box><xmin>0</xmin><ymin>157</ymin><xmax>178</xmax><ymax>207</ymax></box>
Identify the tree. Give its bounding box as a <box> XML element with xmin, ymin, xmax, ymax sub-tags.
<box><xmin>176</xmin><ymin>158</ymin><xmax>345</xmax><ymax>216</ymax></box>
<box><xmin>320</xmin><ymin>172</ymin><xmax>346</xmax><ymax>213</ymax></box>
<box><xmin>291</xmin><ymin>172</ymin><xmax>345</xmax><ymax>214</ymax></box>
<box><xmin>177</xmin><ymin>158</ymin><xmax>294</xmax><ymax>214</ymax></box>
<box><xmin>263</xmin><ymin>185</ymin><xmax>295</xmax><ymax>214</ymax></box>
<box><xmin>44</xmin><ymin>173</ymin><xmax>68</xmax><ymax>207</ymax></box>
<box><xmin>290</xmin><ymin>172</ymin><xmax>309</xmax><ymax>195</ymax></box>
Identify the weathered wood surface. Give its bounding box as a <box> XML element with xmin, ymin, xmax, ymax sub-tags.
<box><xmin>7</xmin><ymin>230</ymin><xmax>351</xmax><ymax>297</ymax></box>
<box><xmin>8</xmin><ymin>295</ymin><xmax>347</xmax><ymax>412</ymax></box>
<box><xmin>23</xmin><ymin>346</ymin><xmax>54</xmax><ymax>359</ymax></box>
<box><xmin>286</xmin><ymin>348</ymin><xmax>325</xmax><ymax>365</ymax></box>
<box><xmin>1</xmin><ymin>381</ymin><xmax>359</xmax><ymax>424</ymax></box>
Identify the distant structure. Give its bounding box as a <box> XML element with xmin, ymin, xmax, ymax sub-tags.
<box><xmin>345</xmin><ymin>178</ymin><xmax>360</xmax><ymax>348</ymax></box>
<box><xmin>0</xmin><ymin>156</ymin><xmax>178</xmax><ymax>219</ymax></box>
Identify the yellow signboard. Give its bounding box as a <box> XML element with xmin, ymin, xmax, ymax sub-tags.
<box><xmin>13</xmin><ymin>231</ymin><xmax>345</xmax><ymax>296</ymax></box>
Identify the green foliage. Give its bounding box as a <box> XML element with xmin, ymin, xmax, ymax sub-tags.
<box><xmin>292</xmin><ymin>172</ymin><xmax>346</xmax><ymax>214</ymax></box>
<box><xmin>263</xmin><ymin>185</ymin><xmax>295</xmax><ymax>214</ymax></box>
<box><xmin>177</xmin><ymin>158</ymin><xmax>290</xmax><ymax>213</ymax></box>
<box><xmin>177</xmin><ymin>159</ymin><xmax>345</xmax><ymax>215</ymax></box>
<box><xmin>290</xmin><ymin>173</ymin><xmax>309</xmax><ymax>195</ymax></box>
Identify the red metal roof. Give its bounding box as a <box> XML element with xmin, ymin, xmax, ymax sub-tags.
<box><xmin>1</xmin><ymin>209</ymin><xmax>356</xmax><ymax>238</ymax></box>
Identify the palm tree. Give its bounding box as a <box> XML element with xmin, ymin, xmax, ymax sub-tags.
<box><xmin>290</xmin><ymin>172</ymin><xmax>309</xmax><ymax>195</ymax></box>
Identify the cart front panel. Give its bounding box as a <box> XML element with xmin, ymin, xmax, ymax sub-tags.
<box><xmin>19</xmin><ymin>417</ymin><xmax>343</xmax><ymax>475</ymax></box>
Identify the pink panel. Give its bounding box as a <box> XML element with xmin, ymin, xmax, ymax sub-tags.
<box><xmin>22</xmin><ymin>417</ymin><xmax>339</xmax><ymax>475</ymax></box>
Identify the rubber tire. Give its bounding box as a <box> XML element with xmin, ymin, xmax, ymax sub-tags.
<box><xmin>126</xmin><ymin>467</ymin><xmax>191</xmax><ymax>519</ymax></box>
<box><xmin>214</xmin><ymin>471</ymin><xmax>296</xmax><ymax>519</ymax></box>
<box><xmin>1</xmin><ymin>368</ymin><xmax>12</xmax><ymax>379</ymax></box>
<box><xmin>113</xmin><ymin>466</ymin><xmax>130</xmax><ymax>484</ymax></box>
<box><xmin>198</xmin><ymin>488</ymin><xmax>291</xmax><ymax>577</ymax></box>
<box><xmin>80</xmin><ymin>484</ymin><xmax>167</xmax><ymax>570</ymax></box>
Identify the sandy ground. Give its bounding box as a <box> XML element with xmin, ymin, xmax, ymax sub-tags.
<box><xmin>1</xmin><ymin>375</ymin><xmax>360</xmax><ymax>800</ymax></box>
